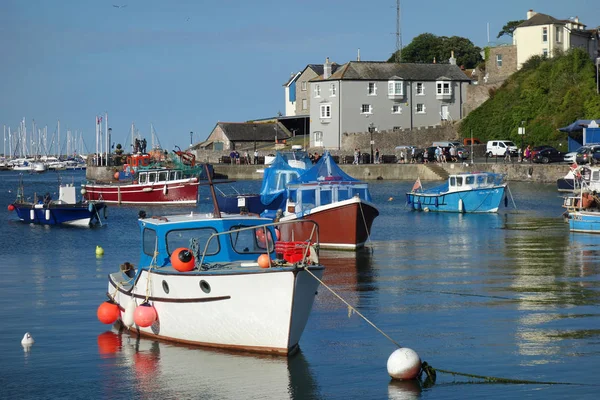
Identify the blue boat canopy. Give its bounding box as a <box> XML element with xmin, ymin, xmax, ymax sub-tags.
<box><xmin>260</xmin><ymin>153</ymin><xmax>307</xmax><ymax>205</ymax></box>
<box><xmin>558</xmin><ymin>120</ymin><xmax>600</xmax><ymax>133</ymax></box>
<box><xmin>289</xmin><ymin>152</ymin><xmax>359</xmax><ymax>185</ymax></box>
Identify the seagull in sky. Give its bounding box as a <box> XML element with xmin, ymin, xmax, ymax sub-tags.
<box><xmin>113</xmin><ymin>4</ymin><xmax>127</xmax><ymax>8</ymax></box>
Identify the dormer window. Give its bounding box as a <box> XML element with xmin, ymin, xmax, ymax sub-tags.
<box><xmin>436</xmin><ymin>80</ymin><xmax>452</xmax><ymax>99</ymax></box>
<box><xmin>387</xmin><ymin>78</ymin><xmax>404</xmax><ymax>99</ymax></box>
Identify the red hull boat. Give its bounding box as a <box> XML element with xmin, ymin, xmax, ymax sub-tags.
<box><xmin>82</xmin><ymin>168</ymin><xmax>199</xmax><ymax>205</ymax></box>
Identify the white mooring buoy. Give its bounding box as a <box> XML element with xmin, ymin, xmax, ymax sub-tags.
<box><xmin>387</xmin><ymin>348</ymin><xmax>421</xmax><ymax>380</ymax></box>
<box><xmin>21</xmin><ymin>332</ymin><xmax>35</xmax><ymax>346</ymax></box>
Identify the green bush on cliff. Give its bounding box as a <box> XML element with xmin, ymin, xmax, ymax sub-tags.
<box><xmin>459</xmin><ymin>48</ymin><xmax>600</xmax><ymax>148</ymax></box>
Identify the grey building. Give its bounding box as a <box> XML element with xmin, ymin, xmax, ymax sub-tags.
<box><xmin>309</xmin><ymin>60</ymin><xmax>471</xmax><ymax>149</ymax></box>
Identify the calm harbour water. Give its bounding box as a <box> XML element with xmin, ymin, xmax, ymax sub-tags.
<box><xmin>0</xmin><ymin>170</ymin><xmax>598</xmax><ymax>399</ymax></box>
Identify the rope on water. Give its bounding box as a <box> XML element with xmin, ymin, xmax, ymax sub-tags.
<box><xmin>302</xmin><ymin>266</ymin><xmax>597</xmax><ymax>387</ymax></box>
<box><xmin>302</xmin><ymin>266</ymin><xmax>401</xmax><ymax>348</ymax></box>
<box><xmin>358</xmin><ymin>201</ymin><xmax>374</xmax><ymax>248</ymax></box>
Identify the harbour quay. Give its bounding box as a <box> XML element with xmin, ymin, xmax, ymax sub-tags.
<box><xmin>212</xmin><ymin>162</ymin><xmax>569</xmax><ymax>183</ymax></box>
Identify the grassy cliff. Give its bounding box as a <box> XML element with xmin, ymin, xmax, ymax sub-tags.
<box><xmin>459</xmin><ymin>48</ymin><xmax>600</xmax><ymax>148</ymax></box>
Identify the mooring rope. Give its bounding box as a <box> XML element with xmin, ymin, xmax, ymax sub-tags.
<box><xmin>303</xmin><ymin>266</ymin><xmax>596</xmax><ymax>387</ymax></box>
<box><xmin>358</xmin><ymin>201</ymin><xmax>374</xmax><ymax>248</ymax></box>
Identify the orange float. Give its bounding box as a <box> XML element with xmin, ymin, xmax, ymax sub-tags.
<box><xmin>97</xmin><ymin>301</ymin><xmax>121</xmax><ymax>324</ymax></box>
<box><xmin>170</xmin><ymin>248</ymin><xmax>195</xmax><ymax>272</ymax></box>
<box><xmin>134</xmin><ymin>302</ymin><xmax>157</xmax><ymax>327</ymax></box>
<box><xmin>8</xmin><ymin>204</ymin><xmax>15</xmax><ymax>212</ymax></box>
<box><xmin>113</xmin><ymin>172</ymin><xmax>120</xmax><ymax>180</ymax></box>
<box><xmin>258</xmin><ymin>254</ymin><xmax>271</xmax><ymax>268</ymax></box>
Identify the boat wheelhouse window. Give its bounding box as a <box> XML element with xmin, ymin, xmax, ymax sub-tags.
<box><xmin>351</xmin><ymin>187</ymin><xmax>367</xmax><ymax>199</ymax></box>
<box><xmin>456</xmin><ymin>176</ymin><xmax>463</xmax><ymax>186</ymax></box>
<box><xmin>477</xmin><ymin>175</ymin><xmax>486</xmax><ymax>185</ymax></box>
<box><xmin>148</xmin><ymin>172</ymin><xmax>157</xmax><ymax>183</ymax></box>
<box><xmin>169</xmin><ymin>171</ymin><xmax>180</xmax><ymax>180</ymax></box>
<box><xmin>275</xmin><ymin>171</ymin><xmax>299</xmax><ymax>191</ymax></box>
<box><xmin>465</xmin><ymin>175</ymin><xmax>475</xmax><ymax>185</ymax></box>
<box><xmin>300</xmin><ymin>188</ymin><xmax>316</xmax><ymax>210</ymax></box>
<box><xmin>158</xmin><ymin>171</ymin><xmax>168</xmax><ymax>182</ymax></box>
<box><xmin>139</xmin><ymin>173</ymin><xmax>148</xmax><ymax>184</ymax></box>
<box><xmin>288</xmin><ymin>189</ymin><xmax>298</xmax><ymax>203</ymax></box>
<box><xmin>320</xmin><ymin>187</ymin><xmax>332</xmax><ymax>205</ymax></box>
<box><xmin>166</xmin><ymin>228</ymin><xmax>220</xmax><ymax>258</ymax></box>
<box><xmin>338</xmin><ymin>187</ymin><xmax>351</xmax><ymax>201</ymax></box>
<box><xmin>229</xmin><ymin>226</ymin><xmax>274</xmax><ymax>254</ymax></box>
<box><xmin>450</xmin><ymin>177</ymin><xmax>456</xmax><ymax>186</ymax></box>
<box><xmin>143</xmin><ymin>228</ymin><xmax>158</xmax><ymax>256</ymax></box>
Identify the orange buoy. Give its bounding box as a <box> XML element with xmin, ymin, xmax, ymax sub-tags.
<box><xmin>170</xmin><ymin>248</ymin><xmax>195</xmax><ymax>272</ymax></box>
<box><xmin>8</xmin><ymin>204</ymin><xmax>15</xmax><ymax>212</ymax></box>
<box><xmin>113</xmin><ymin>172</ymin><xmax>120</xmax><ymax>180</ymax></box>
<box><xmin>257</xmin><ymin>254</ymin><xmax>271</xmax><ymax>269</ymax></box>
<box><xmin>97</xmin><ymin>301</ymin><xmax>121</xmax><ymax>324</ymax></box>
<box><xmin>134</xmin><ymin>303</ymin><xmax>157</xmax><ymax>327</ymax></box>
<box><xmin>97</xmin><ymin>331</ymin><xmax>121</xmax><ymax>355</ymax></box>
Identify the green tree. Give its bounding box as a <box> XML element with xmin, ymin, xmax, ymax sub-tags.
<box><xmin>459</xmin><ymin>48</ymin><xmax>600</xmax><ymax>148</ymax></box>
<box><xmin>388</xmin><ymin>33</ymin><xmax>482</xmax><ymax>68</ymax></box>
<box><xmin>496</xmin><ymin>20</ymin><xmax>525</xmax><ymax>39</ymax></box>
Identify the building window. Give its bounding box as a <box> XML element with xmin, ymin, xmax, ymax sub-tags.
<box><xmin>392</xmin><ymin>104</ymin><xmax>402</xmax><ymax>114</ymax></box>
<box><xmin>542</xmin><ymin>48</ymin><xmax>548</xmax><ymax>57</ymax></box>
<box><xmin>301</xmin><ymin>81</ymin><xmax>307</xmax><ymax>91</ymax></box>
<box><xmin>361</xmin><ymin>104</ymin><xmax>372</xmax><ymax>114</ymax></box>
<box><xmin>416</xmin><ymin>104</ymin><xmax>426</xmax><ymax>114</ymax></box>
<box><xmin>320</xmin><ymin>104</ymin><xmax>331</xmax><ymax>119</ymax></box>
<box><xmin>416</xmin><ymin>82</ymin><xmax>424</xmax><ymax>95</ymax></box>
<box><xmin>368</xmin><ymin>82</ymin><xmax>377</xmax><ymax>95</ymax></box>
<box><xmin>314</xmin><ymin>84</ymin><xmax>321</xmax><ymax>98</ymax></box>
<box><xmin>436</xmin><ymin>81</ymin><xmax>451</xmax><ymax>95</ymax></box>
<box><xmin>330</xmin><ymin>83</ymin><xmax>336</xmax><ymax>97</ymax></box>
<box><xmin>555</xmin><ymin>26</ymin><xmax>562</xmax><ymax>43</ymax></box>
<box><xmin>302</xmin><ymin>99</ymin><xmax>307</xmax><ymax>110</ymax></box>
<box><xmin>393</xmin><ymin>126</ymin><xmax>402</xmax><ymax>131</ymax></box>
<box><xmin>542</xmin><ymin>27</ymin><xmax>548</xmax><ymax>42</ymax></box>
<box><xmin>387</xmin><ymin>80</ymin><xmax>403</xmax><ymax>96</ymax></box>
<box><xmin>496</xmin><ymin>54</ymin><xmax>503</xmax><ymax>67</ymax></box>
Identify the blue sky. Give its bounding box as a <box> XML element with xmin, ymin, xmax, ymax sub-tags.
<box><xmin>1</xmin><ymin>0</ymin><xmax>598</xmax><ymax>155</ymax></box>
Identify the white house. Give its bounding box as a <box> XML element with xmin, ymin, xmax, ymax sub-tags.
<box><xmin>513</xmin><ymin>9</ymin><xmax>599</xmax><ymax>69</ymax></box>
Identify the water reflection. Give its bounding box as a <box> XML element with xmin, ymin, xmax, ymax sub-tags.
<box><xmin>387</xmin><ymin>379</ymin><xmax>422</xmax><ymax>400</ymax></box>
<box><xmin>97</xmin><ymin>330</ymin><xmax>320</xmax><ymax>399</ymax></box>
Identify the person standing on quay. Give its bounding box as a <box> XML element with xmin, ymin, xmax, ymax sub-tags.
<box><xmin>375</xmin><ymin>148</ymin><xmax>380</xmax><ymax>164</ymax></box>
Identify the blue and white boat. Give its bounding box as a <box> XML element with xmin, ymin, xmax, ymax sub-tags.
<box><xmin>9</xmin><ymin>179</ymin><xmax>106</xmax><ymax>226</ymax></box>
<box><xmin>563</xmin><ymin>187</ymin><xmax>600</xmax><ymax>233</ymax></box>
<box><xmin>406</xmin><ymin>172</ymin><xmax>507</xmax><ymax>213</ymax></box>
<box><xmin>216</xmin><ymin>151</ymin><xmax>311</xmax><ymax>215</ymax></box>
<box><xmin>100</xmin><ymin>179</ymin><xmax>324</xmax><ymax>355</ymax></box>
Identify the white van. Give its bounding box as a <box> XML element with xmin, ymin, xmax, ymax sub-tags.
<box><xmin>486</xmin><ymin>140</ymin><xmax>517</xmax><ymax>157</ymax></box>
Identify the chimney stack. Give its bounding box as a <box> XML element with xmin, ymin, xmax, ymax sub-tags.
<box><xmin>449</xmin><ymin>50</ymin><xmax>456</xmax><ymax>65</ymax></box>
<box><xmin>527</xmin><ymin>9</ymin><xmax>536</xmax><ymax>19</ymax></box>
<box><xmin>323</xmin><ymin>57</ymin><xmax>331</xmax><ymax>79</ymax></box>
<box><xmin>357</xmin><ymin>48</ymin><xmax>361</xmax><ymax>61</ymax></box>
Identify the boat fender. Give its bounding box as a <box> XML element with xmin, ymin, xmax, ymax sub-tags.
<box><xmin>122</xmin><ymin>298</ymin><xmax>136</xmax><ymax>328</ymax></box>
<box><xmin>434</xmin><ymin>197</ymin><xmax>439</xmax><ymax>207</ymax></box>
<box><xmin>458</xmin><ymin>199</ymin><xmax>464</xmax><ymax>213</ymax></box>
<box><xmin>163</xmin><ymin>185</ymin><xmax>168</xmax><ymax>196</ymax></box>
<box><xmin>416</xmin><ymin>200</ymin><xmax>421</xmax><ymax>211</ymax></box>
<box><xmin>45</xmin><ymin>209</ymin><xmax>51</xmax><ymax>220</ymax></box>
<box><xmin>406</xmin><ymin>194</ymin><xmax>412</xmax><ymax>205</ymax></box>
<box><xmin>89</xmin><ymin>203</ymin><xmax>94</xmax><ymax>213</ymax></box>
<box><xmin>134</xmin><ymin>302</ymin><xmax>157</xmax><ymax>328</ymax></box>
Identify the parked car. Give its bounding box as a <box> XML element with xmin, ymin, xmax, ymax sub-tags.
<box><xmin>563</xmin><ymin>151</ymin><xmax>578</xmax><ymax>163</ymax></box>
<box><xmin>532</xmin><ymin>147</ymin><xmax>564</xmax><ymax>163</ymax></box>
<box><xmin>575</xmin><ymin>145</ymin><xmax>600</xmax><ymax>165</ymax></box>
<box><xmin>530</xmin><ymin>145</ymin><xmax>554</xmax><ymax>159</ymax></box>
<box><xmin>455</xmin><ymin>147</ymin><xmax>470</xmax><ymax>160</ymax></box>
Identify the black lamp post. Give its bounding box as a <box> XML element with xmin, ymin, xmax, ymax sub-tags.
<box><xmin>368</xmin><ymin>123</ymin><xmax>375</xmax><ymax>164</ymax></box>
<box><xmin>190</xmin><ymin>131</ymin><xmax>193</xmax><ymax>147</ymax></box>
